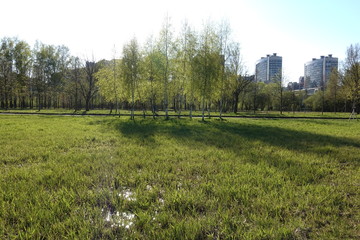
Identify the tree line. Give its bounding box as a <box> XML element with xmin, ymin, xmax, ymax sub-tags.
<box><xmin>1</xmin><ymin>19</ymin><xmax>359</xmax><ymax>119</ymax></box>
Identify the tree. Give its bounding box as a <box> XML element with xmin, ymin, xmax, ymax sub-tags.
<box><xmin>67</xmin><ymin>57</ymin><xmax>83</xmax><ymax>110</ymax></box>
<box><xmin>326</xmin><ymin>68</ymin><xmax>341</xmax><ymax>113</ymax></box>
<box><xmin>0</xmin><ymin>37</ymin><xmax>16</xmax><ymax>109</ymax></box>
<box><xmin>225</xmin><ymin>42</ymin><xmax>250</xmax><ymax>113</ymax></box>
<box><xmin>53</xmin><ymin>45</ymin><xmax>71</xmax><ymax>108</ymax></box>
<box><xmin>182</xmin><ymin>26</ymin><xmax>198</xmax><ymax>119</ymax></box>
<box><xmin>13</xmin><ymin>40</ymin><xmax>32</xmax><ymax>108</ymax></box>
<box><xmin>143</xmin><ymin>36</ymin><xmax>164</xmax><ymax>118</ymax></box>
<box><xmin>122</xmin><ymin>37</ymin><xmax>141</xmax><ymax>120</ymax></box>
<box><xmin>79</xmin><ymin>60</ymin><xmax>98</xmax><ymax>111</ymax></box>
<box><xmin>194</xmin><ymin>22</ymin><xmax>221</xmax><ymax>121</ymax></box>
<box><xmin>95</xmin><ymin>59</ymin><xmax>123</xmax><ymax>114</ymax></box>
<box><xmin>343</xmin><ymin>43</ymin><xmax>360</xmax><ymax>113</ymax></box>
<box><xmin>158</xmin><ymin>15</ymin><xmax>174</xmax><ymax>120</ymax></box>
<box><xmin>270</xmin><ymin>72</ymin><xmax>284</xmax><ymax>114</ymax></box>
<box><xmin>304</xmin><ymin>91</ymin><xmax>322</xmax><ymax>111</ymax></box>
<box><xmin>217</xmin><ymin>21</ymin><xmax>231</xmax><ymax>119</ymax></box>
<box><xmin>31</xmin><ymin>42</ymin><xmax>70</xmax><ymax>110</ymax></box>
<box><xmin>173</xmin><ymin>20</ymin><xmax>191</xmax><ymax>118</ymax></box>
<box><xmin>32</xmin><ymin>41</ymin><xmax>48</xmax><ymax>111</ymax></box>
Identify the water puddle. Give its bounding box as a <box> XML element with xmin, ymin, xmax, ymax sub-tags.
<box><xmin>102</xmin><ymin>187</ymin><xmax>136</xmax><ymax>228</ymax></box>
<box><xmin>104</xmin><ymin>209</ymin><xmax>135</xmax><ymax>228</ymax></box>
<box><xmin>118</xmin><ymin>188</ymin><xmax>136</xmax><ymax>201</ymax></box>
<box><xmin>101</xmin><ymin>185</ymin><xmax>166</xmax><ymax>228</ymax></box>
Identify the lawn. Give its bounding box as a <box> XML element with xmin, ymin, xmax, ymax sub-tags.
<box><xmin>0</xmin><ymin>115</ymin><xmax>359</xmax><ymax>239</ymax></box>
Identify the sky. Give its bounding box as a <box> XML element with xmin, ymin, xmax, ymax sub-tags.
<box><xmin>1</xmin><ymin>0</ymin><xmax>360</xmax><ymax>84</ymax></box>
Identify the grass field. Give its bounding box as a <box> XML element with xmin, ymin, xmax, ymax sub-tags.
<box><xmin>0</xmin><ymin>115</ymin><xmax>359</xmax><ymax>239</ymax></box>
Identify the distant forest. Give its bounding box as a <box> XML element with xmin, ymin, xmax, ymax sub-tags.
<box><xmin>1</xmin><ymin>20</ymin><xmax>359</xmax><ymax>117</ymax></box>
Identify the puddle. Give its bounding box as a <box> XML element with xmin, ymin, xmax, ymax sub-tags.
<box><xmin>118</xmin><ymin>189</ymin><xmax>136</xmax><ymax>201</ymax></box>
<box><xmin>101</xmin><ymin>185</ymin><xmax>166</xmax><ymax>228</ymax></box>
<box><xmin>104</xmin><ymin>209</ymin><xmax>135</xmax><ymax>228</ymax></box>
<box><xmin>101</xmin><ymin>187</ymin><xmax>137</xmax><ymax>228</ymax></box>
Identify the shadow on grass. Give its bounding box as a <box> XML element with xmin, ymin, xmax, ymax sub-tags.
<box><xmin>212</xmin><ymin>121</ymin><xmax>360</xmax><ymax>155</ymax></box>
<box><xmin>92</xmin><ymin>118</ymin><xmax>360</xmax><ymax>183</ymax></box>
<box><xmin>100</xmin><ymin>118</ymin><xmax>360</xmax><ymax>157</ymax></box>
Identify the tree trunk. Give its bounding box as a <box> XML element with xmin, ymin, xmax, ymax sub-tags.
<box><xmin>38</xmin><ymin>93</ymin><xmax>41</xmax><ymax>111</ymax></box>
<box><xmin>233</xmin><ymin>92</ymin><xmax>239</xmax><ymax>114</ymax></box>
<box><xmin>131</xmin><ymin>91</ymin><xmax>135</xmax><ymax>120</ymax></box>
<box><xmin>85</xmin><ymin>95</ymin><xmax>90</xmax><ymax>111</ymax></box>
<box><xmin>201</xmin><ymin>96</ymin><xmax>205</xmax><ymax>121</ymax></box>
<box><xmin>219</xmin><ymin>98</ymin><xmax>223</xmax><ymax>119</ymax></box>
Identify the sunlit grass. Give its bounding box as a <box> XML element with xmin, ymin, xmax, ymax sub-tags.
<box><xmin>0</xmin><ymin>115</ymin><xmax>358</xmax><ymax>239</ymax></box>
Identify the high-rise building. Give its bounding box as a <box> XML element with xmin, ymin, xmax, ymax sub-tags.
<box><xmin>304</xmin><ymin>54</ymin><xmax>338</xmax><ymax>89</ymax></box>
<box><xmin>255</xmin><ymin>53</ymin><xmax>282</xmax><ymax>83</ymax></box>
<box><xmin>298</xmin><ymin>76</ymin><xmax>305</xmax><ymax>90</ymax></box>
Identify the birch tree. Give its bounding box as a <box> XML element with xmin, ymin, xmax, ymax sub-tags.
<box><xmin>95</xmin><ymin>59</ymin><xmax>123</xmax><ymax>114</ymax></box>
<box><xmin>194</xmin><ymin>23</ymin><xmax>221</xmax><ymax>121</ymax></box>
<box><xmin>158</xmin><ymin>15</ymin><xmax>173</xmax><ymax>119</ymax></box>
<box><xmin>174</xmin><ymin>20</ymin><xmax>199</xmax><ymax>118</ymax></box>
<box><xmin>217</xmin><ymin>21</ymin><xmax>231</xmax><ymax>118</ymax></box>
<box><xmin>326</xmin><ymin>68</ymin><xmax>341</xmax><ymax>113</ymax></box>
<box><xmin>182</xmin><ymin>26</ymin><xmax>198</xmax><ymax>119</ymax></box>
<box><xmin>143</xmin><ymin>36</ymin><xmax>164</xmax><ymax>118</ymax></box>
<box><xmin>343</xmin><ymin>43</ymin><xmax>360</xmax><ymax>113</ymax></box>
<box><xmin>122</xmin><ymin>37</ymin><xmax>141</xmax><ymax>120</ymax></box>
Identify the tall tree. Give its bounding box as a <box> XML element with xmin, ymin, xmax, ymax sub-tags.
<box><xmin>79</xmin><ymin>60</ymin><xmax>98</xmax><ymax>111</ymax></box>
<box><xmin>225</xmin><ymin>42</ymin><xmax>250</xmax><ymax>113</ymax></box>
<box><xmin>95</xmin><ymin>59</ymin><xmax>123</xmax><ymax>114</ymax></box>
<box><xmin>217</xmin><ymin>21</ymin><xmax>231</xmax><ymax>119</ymax></box>
<box><xmin>194</xmin><ymin>22</ymin><xmax>221</xmax><ymax>121</ymax></box>
<box><xmin>143</xmin><ymin>36</ymin><xmax>163</xmax><ymax>118</ymax></box>
<box><xmin>53</xmin><ymin>45</ymin><xmax>71</xmax><ymax>108</ymax></box>
<box><xmin>269</xmin><ymin>72</ymin><xmax>284</xmax><ymax>114</ymax></box>
<box><xmin>0</xmin><ymin>37</ymin><xmax>16</xmax><ymax>109</ymax></box>
<box><xmin>173</xmin><ymin>21</ymin><xmax>191</xmax><ymax>118</ymax></box>
<box><xmin>32</xmin><ymin>42</ymin><xmax>69</xmax><ymax>110</ymax></box>
<box><xmin>182</xmin><ymin>26</ymin><xmax>198</xmax><ymax>119</ymax></box>
<box><xmin>122</xmin><ymin>37</ymin><xmax>141</xmax><ymax>120</ymax></box>
<box><xmin>32</xmin><ymin>41</ymin><xmax>48</xmax><ymax>111</ymax></box>
<box><xmin>326</xmin><ymin>68</ymin><xmax>341</xmax><ymax>113</ymax></box>
<box><xmin>67</xmin><ymin>57</ymin><xmax>83</xmax><ymax>110</ymax></box>
<box><xmin>13</xmin><ymin>40</ymin><xmax>32</xmax><ymax>108</ymax></box>
<box><xmin>343</xmin><ymin>43</ymin><xmax>360</xmax><ymax>113</ymax></box>
<box><xmin>158</xmin><ymin>15</ymin><xmax>173</xmax><ymax>119</ymax></box>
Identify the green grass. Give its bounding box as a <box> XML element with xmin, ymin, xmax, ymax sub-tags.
<box><xmin>0</xmin><ymin>115</ymin><xmax>359</xmax><ymax>239</ymax></box>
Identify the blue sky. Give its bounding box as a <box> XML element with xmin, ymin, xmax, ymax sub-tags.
<box><xmin>1</xmin><ymin>0</ymin><xmax>359</xmax><ymax>83</ymax></box>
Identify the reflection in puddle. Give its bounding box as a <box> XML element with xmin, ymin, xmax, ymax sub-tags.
<box><xmin>102</xmin><ymin>188</ymin><xmax>137</xmax><ymax>228</ymax></box>
<box><xmin>104</xmin><ymin>210</ymin><xmax>135</xmax><ymax>229</ymax></box>
<box><xmin>118</xmin><ymin>189</ymin><xmax>136</xmax><ymax>201</ymax></box>
<box><xmin>101</xmin><ymin>186</ymin><xmax>166</xmax><ymax>229</ymax></box>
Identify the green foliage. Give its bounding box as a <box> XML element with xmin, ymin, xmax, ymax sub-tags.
<box><xmin>343</xmin><ymin>43</ymin><xmax>360</xmax><ymax>110</ymax></box>
<box><xmin>122</xmin><ymin>38</ymin><xmax>142</xmax><ymax>119</ymax></box>
<box><xmin>1</xmin><ymin>34</ymin><xmax>358</xmax><ymax>116</ymax></box>
<box><xmin>142</xmin><ymin>37</ymin><xmax>164</xmax><ymax>113</ymax></box>
<box><xmin>0</xmin><ymin>115</ymin><xmax>359</xmax><ymax>239</ymax></box>
<box><xmin>95</xmin><ymin>59</ymin><xmax>124</xmax><ymax>103</ymax></box>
